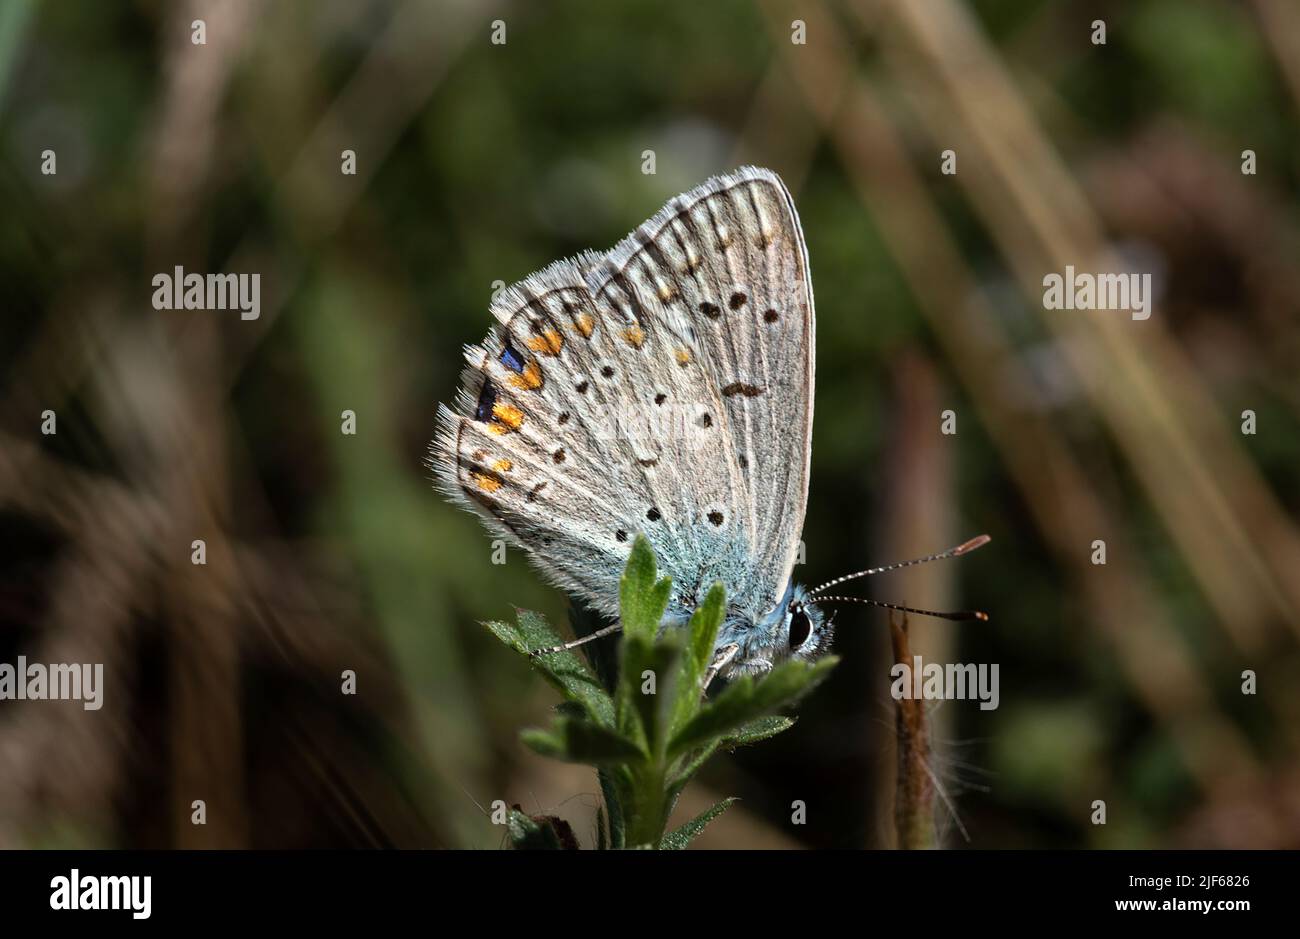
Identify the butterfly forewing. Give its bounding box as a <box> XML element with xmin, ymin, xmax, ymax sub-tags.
<box><xmin>588</xmin><ymin>167</ymin><xmax>814</xmax><ymax>620</ymax></box>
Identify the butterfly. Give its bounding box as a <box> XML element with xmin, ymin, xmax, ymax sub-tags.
<box><xmin>430</xmin><ymin>167</ymin><xmax>987</xmax><ymax>684</ymax></box>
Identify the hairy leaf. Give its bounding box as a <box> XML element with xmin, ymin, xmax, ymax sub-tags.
<box><xmin>487</xmin><ymin>611</ymin><xmax>614</xmax><ymax>726</ymax></box>
<box><xmin>724</xmin><ymin>715</ymin><xmax>796</xmax><ymax>748</ymax></box>
<box><xmin>660</xmin><ymin>798</ymin><xmax>737</xmax><ymax>849</ymax></box>
<box><xmin>668</xmin><ymin>657</ymin><xmax>837</xmax><ymax>757</ymax></box>
<box><xmin>671</xmin><ymin>580</ymin><xmax>725</xmax><ymax>733</ymax></box>
<box><xmin>617</xmin><ymin>634</ymin><xmax>681</xmax><ymax>758</ymax></box>
<box><xmin>618</xmin><ymin>535</ymin><xmax>672</xmax><ymax>643</ymax></box>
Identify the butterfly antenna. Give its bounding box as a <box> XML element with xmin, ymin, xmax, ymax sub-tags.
<box><xmin>809</xmin><ymin>534</ymin><xmax>991</xmax><ymax>597</ymax></box>
<box><xmin>529</xmin><ymin>623</ymin><xmax>622</xmax><ymax>657</ymax></box>
<box><xmin>816</xmin><ymin>596</ymin><xmax>989</xmax><ymax>622</ymax></box>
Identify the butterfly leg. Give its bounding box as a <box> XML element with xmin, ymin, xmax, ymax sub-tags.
<box><xmin>530</xmin><ymin>623</ymin><xmax>622</xmax><ymax>657</ymax></box>
<box><xmin>702</xmin><ymin>643</ymin><xmax>741</xmax><ymax>695</ymax></box>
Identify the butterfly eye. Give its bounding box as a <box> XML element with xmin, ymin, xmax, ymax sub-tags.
<box><xmin>788</xmin><ymin>607</ymin><xmax>812</xmax><ymax>651</ymax></box>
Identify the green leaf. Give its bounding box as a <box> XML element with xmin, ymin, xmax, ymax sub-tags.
<box><xmin>671</xmin><ymin>581</ymin><xmax>725</xmax><ymax>734</ymax></box>
<box><xmin>520</xmin><ymin>717</ymin><xmax>646</xmax><ymax>765</ymax></box>
<box><xmin>668</xmin><ymin>656</ymin><xmax>838</xmax><ymax>757</ymax></box>
<box><xmin>553</xmin><ymin>700</ymin><xmax>588</xmax><ymax>721</ymax></box>
<box><xmin>724</xmin><ymin>715</ymin><xmax>796</xmax><ymax>748</ymax></box>
<box><xmin>616</xmin><ymin>634</ymin><xmax>682</xmax><ymax>758</ymax></box>
<box><xmin>660</xmin><ymin>798</ymin><xmax>737</xmax><ymax>849</ymax></box>
<box><xmin>667</xmin><ymin>718</ymin><xmax>793</xmax><ymax>801</ymax></box>
<box><xmin>619</xmin><ymin>535</ymin><xmax>672</xmax><ymax>643</ymax></box>
<box><xmin>487</xmin><ymin>610</ymin><xmax>614</xmax><ymax>726</ymax></box>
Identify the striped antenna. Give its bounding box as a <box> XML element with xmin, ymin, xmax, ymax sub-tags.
<box><xmin>815</xmin><ymin>595</ymin><xmax>989</xmax><ymax>623</ymax></box>
<box><xmin>809</xmin><ymin>534</ymin><xmax>990</xmax><ymax>598</ymax></box>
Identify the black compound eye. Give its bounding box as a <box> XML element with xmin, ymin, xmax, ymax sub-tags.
<box><xmin>788</xmin><ymin>607</ymin><xmax>812</xmax><ymax>650</ymax></box>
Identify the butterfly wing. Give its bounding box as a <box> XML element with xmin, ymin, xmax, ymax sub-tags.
<box><xmin>430</xmin><ymin>167</ymin><xmax>813</xmax><ymax>624</ymax></box>
<box><xmin>586</xmin><ymin>167</ymin><xmax>814</xmax><ymax>621</ymax></box>
<box><xmin>430</xmin><ymin>248</ymin><xmax>748</xmax><ymax>619</ymax></box>
<box><xmin>431</xmin><ymin>256</ymin><xmax>650</xmax><ymax>618</ymax></box>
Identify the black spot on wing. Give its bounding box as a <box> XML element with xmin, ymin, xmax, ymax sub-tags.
<box><xmin>474</xmin><ymin>380</ymin><xmax>497</xmax><ymax>421</ymax></box>
<box><xmin>721</xmin><ymin>382</ymin><xmax>765</xmax><ymax>397</ymax></box>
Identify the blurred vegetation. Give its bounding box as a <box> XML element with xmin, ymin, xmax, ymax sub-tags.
<box><xmin>1</xmin><ymin>0</ymin><xmax>1298</xmax><ymax>848</ymax></box>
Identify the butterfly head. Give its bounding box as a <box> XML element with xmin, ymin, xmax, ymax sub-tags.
<box><xmin>783</xmin><ymin>583</ymin><xmax>833</xmax><ymax>662</ymax></box>
<box><xmin>747</xmin><ymin>581</ymin><xmax>833</xmax><ymax>669</ymax></box>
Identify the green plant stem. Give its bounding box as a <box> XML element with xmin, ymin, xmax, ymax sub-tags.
<box><xmin>628</xmin><ymin>767</ymin><xmax>669</xmax><ymax>847</ymax></box>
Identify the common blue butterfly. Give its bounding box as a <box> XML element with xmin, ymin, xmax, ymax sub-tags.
<box><xmin>430</xmin><ymin>167</ymin><xmax>987</xmax><ymax>682</ymax></box>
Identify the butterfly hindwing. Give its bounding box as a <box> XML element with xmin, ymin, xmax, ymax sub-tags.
<box><xmin>432</xmin><ymin>251</ymin><xmax>745</xmax><ymax>618</ymax></box>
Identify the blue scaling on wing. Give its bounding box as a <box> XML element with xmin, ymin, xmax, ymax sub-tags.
<box><xmin>498</xmin><ymin>341</ymin><xmax>525</xmax><ymax>373</ymax></box>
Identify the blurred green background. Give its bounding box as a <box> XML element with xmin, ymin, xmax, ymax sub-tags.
<box><xmin>2</xmin><ymin>0</ymin><xmax>1299</xmax><ymax>848</ymax></box>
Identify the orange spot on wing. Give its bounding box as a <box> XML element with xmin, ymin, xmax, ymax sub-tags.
<box><xmin>471</xmin><ymin>470</ymin><xmax>503</xmax><ymax>493</ymax></box>
<box><xmin>674</xmin><ymin>348</ymin><xmax>692</xmax><ymax>366</ymax></box>
<box><xmin>493</xmin><ymin>458</ymin><xmax>513</xmax><ymax>472</ymax></box>
<box><xmin>526</xmin><ymin>330</ymin><xmax>564</xmax><ymax>356</ymax></box>
<box><xmin>507</xmin><ymin>360</ymin><xmax>543</xmax><ymax>390</ymax></box>
<box><xmin>623</xmin><ymin>325</ymin><xmax>646</xmax><ymax>348</ymax></box>
<box><xmin>574</xmin><ymin>314</ymin><xmax>595</xmax><ymax>338</ymax></box>
<box><xmin>490</xmin><ymin>402</ymin><xmax>524</xmax><ymax>432</ymax></box>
